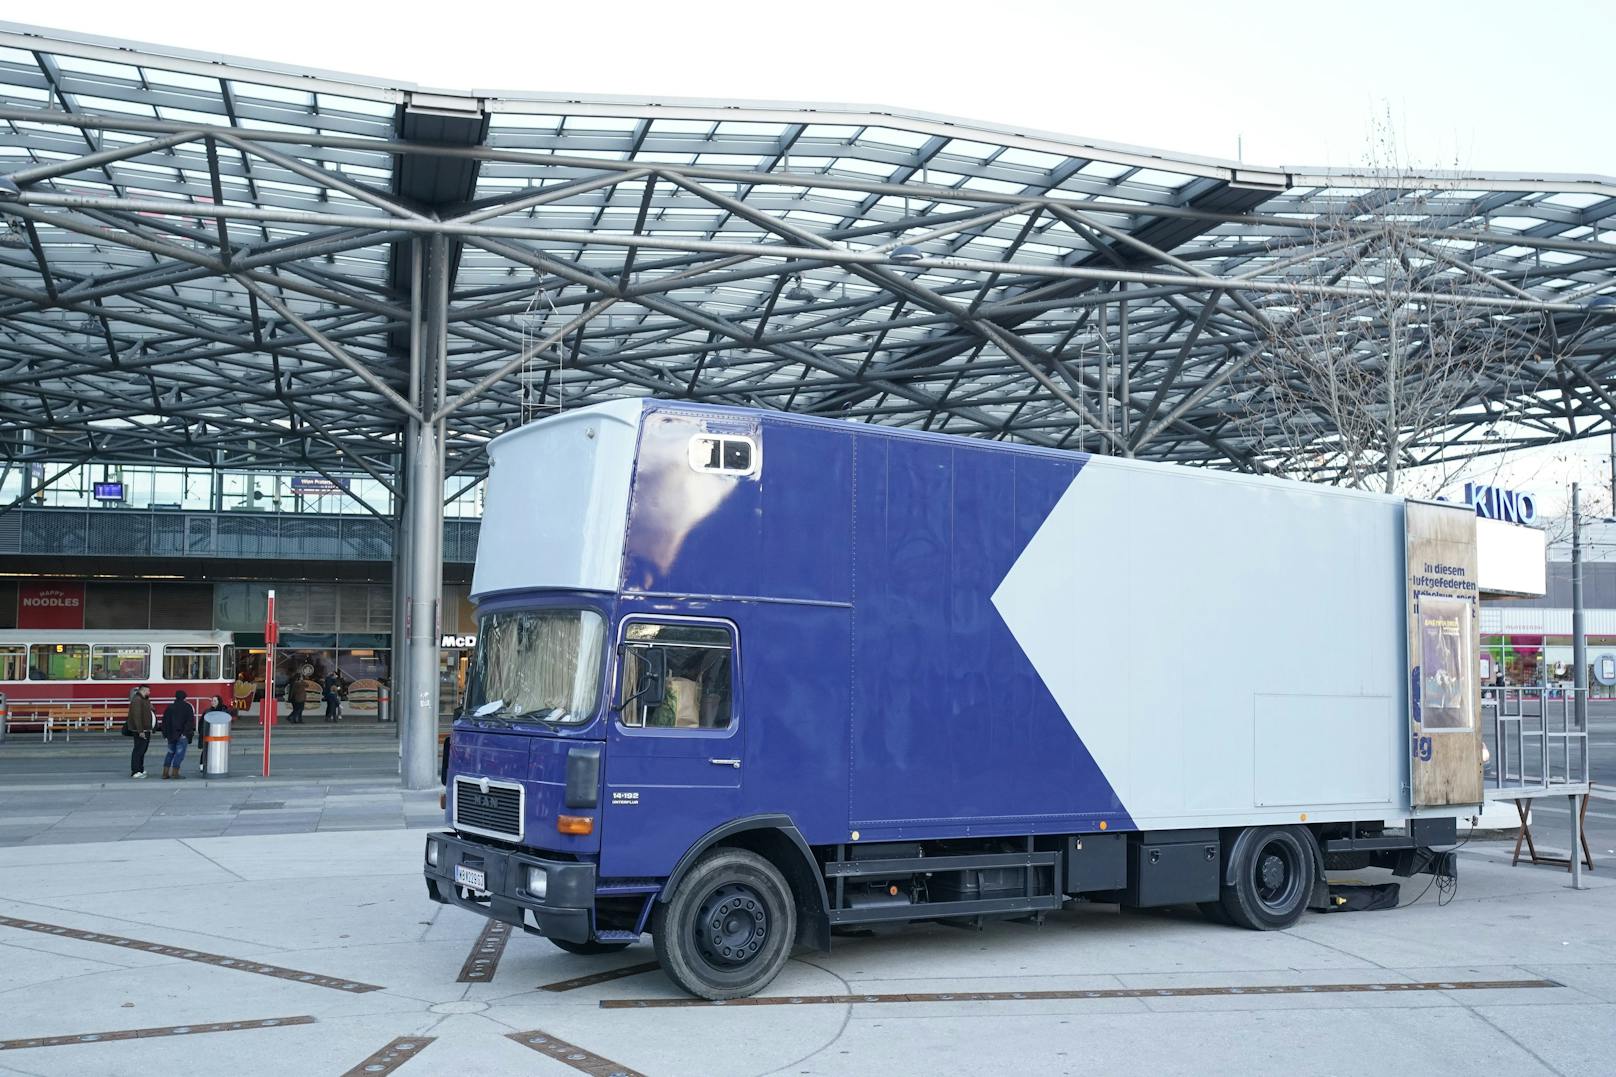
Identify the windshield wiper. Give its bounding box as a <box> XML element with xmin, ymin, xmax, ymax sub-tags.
<box><xmin>461</xmin><ymin>700</ymin><xmax>517</xmax><ymax>727</ymax></box>
<box><xmin>514</xmin><ymin>706</ymin><xmax>572</xmax><ymax>727</ymax></box>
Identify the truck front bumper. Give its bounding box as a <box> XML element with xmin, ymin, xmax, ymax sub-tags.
<box><xmin>423</xmin><ymin>831</ymin><xmax>596</xmax><ymax>943</ymax></box>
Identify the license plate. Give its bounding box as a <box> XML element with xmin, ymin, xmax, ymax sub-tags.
<box><xmin>453</xmin><ymin>864</ymin><xmax>487</xmax><ymax>891</ymax></box>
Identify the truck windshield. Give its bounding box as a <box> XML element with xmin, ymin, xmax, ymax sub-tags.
<box><xmin>462</xmin><ymin>608</ymin><xmax>605</xmax><ymax>725</ymax></box>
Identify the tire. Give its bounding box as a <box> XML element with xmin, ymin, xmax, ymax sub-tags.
<box><xmin>652</xmin><ymin>847</ymin><xmax>796</xmax><ymax>1000</ymax></box>
<box><xmin>1219</xmin><ymin>826</ymin><xmax>1315</xmax><ymax>930</ymax></box>
<box><xmin>549</xmin><ymin>938</ymin><xmax>631</xmax><ymax>956</ymax></box>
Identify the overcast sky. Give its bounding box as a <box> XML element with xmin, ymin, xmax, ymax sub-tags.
<box><xmin>20</xmin><ymin>0</ymin><xmax>1615</xmax><ymax>176</ymax></box>
<box><xmin>14</xmin><ymin>1</ymin><xmax>1615</xmax><ymax>507</ymax></box>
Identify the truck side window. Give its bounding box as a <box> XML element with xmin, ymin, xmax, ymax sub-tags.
<box><xmin>620</xmin><ymin>622</ymin><xmax>733</xmax><ymax>731</ymax></box>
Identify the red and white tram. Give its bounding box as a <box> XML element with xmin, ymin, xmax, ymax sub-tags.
<box><xmin>0</xmin><ymin>629</ymin><xmax>234</xmax><ymax>714</ymax></box>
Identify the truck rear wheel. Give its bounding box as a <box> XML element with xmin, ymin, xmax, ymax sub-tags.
<box><xmin>652</xmin><ymin>847</ymin><xmax>796</xmax><ymax>1000</ymax></box>
<box><xmin>1219</xmin><ymin>826</ymin><xmax>1314</xmax><ymax>930</ymax></box>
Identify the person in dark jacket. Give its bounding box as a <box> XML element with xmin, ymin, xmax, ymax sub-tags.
<box><xmin>126</xmin><ymin>685</ymin><xmax>154</xmax><ymax>779</ymax></box>
<box><xmin>160</xmin><ymin>690</ymin><xmax>196</xmax><ymax>780</ymax></box>
<box><xmin>323</xmin><ymin>671</ymin><xmax>343</xmax><ymax>723</ymax></box>
<box><xmin>287</xmin><ymin>673</ymin><xmax>307</xmax><ymax>725</ymax></box>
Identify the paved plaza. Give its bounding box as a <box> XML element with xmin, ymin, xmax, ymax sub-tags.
<box><xmin>0</xmin><ymin>724</ymin><xmax>1609</xmax><ymax>1067</ymax></box>
<box><xmin>0</xmin><ymin>813</ymin><xmax>1613</xmax><ymax>1075</ymax></box>
<box><xmin>2</xmin><ymin>729</ymin><xmax>1614</xmax><ymax>1075</ymax></box>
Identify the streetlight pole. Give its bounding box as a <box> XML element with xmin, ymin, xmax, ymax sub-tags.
<box><xmin>1571</xmin><ymin>484</ymin><xmax>1587</xmax><ymax>890</ymax></box>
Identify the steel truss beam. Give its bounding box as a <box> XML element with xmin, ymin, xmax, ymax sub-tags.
<box><xmin>0</xmin><ymin>47</ymin><xmax>1609</xmax><ymax>497</ymax></box>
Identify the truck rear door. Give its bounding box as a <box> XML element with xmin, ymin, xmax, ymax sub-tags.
<box><xmin>601</xmin><ymin>617</ymin><xmax>743</xmax><ymax>878</ymax></box>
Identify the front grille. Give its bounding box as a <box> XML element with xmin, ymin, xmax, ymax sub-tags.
<box><xmin>454</xmin><ymin>778</ymin><xmax>523</xmax><ymax>840</ymax></box>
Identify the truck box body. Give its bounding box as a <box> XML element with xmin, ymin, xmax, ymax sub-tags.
<box><xmin>433</xmin><ymin>398</ymin><xmax>1470</xmax><ymax>995</ymax></box>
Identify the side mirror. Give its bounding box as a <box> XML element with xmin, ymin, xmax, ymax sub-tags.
<box><xmin>616</xmin><ymin>646</ymin><xmax>667</xmax><ymax>713</ymax></box>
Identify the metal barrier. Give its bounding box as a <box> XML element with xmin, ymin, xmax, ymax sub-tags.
<box><xmin>0</xmin><ymin>699</ymin><xmax>129</xmax><ymax>742</ymax></box>
<box><xmin>1481</xmin><ymin>686</ymin><xmax>1590</xmax><ymax>798</ymax></box>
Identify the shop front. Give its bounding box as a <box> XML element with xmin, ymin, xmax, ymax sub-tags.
<box><xmin>1482</xmin><ymin>633</ymin><xmax>1616</xmax><ymax>698</ymax></box>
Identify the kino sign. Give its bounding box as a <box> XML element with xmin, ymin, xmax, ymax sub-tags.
<box><xmin>1463</xmin><ymin>482</ymin><xmax>1537</xmax><ymax>526</ymax></box>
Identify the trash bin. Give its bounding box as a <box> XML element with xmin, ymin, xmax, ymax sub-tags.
<box><xmin>202</xmin><ymin>711</ymin><xmax>231</xmax><ymax>777</ymax></box>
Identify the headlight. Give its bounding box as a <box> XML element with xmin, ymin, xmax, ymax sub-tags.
<box><xmin>425</xmin><ymin>839</ymin><xmax>440</xmax><ymax>868</ymax></box>
<box><xmin>525</xmin><ymin>865</ymin><xmax>547</xmax><ymax>899</ymax></box>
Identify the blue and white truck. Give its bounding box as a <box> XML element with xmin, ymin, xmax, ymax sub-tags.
<box><xmin>424</xmin><ymin>399</ymin><xmax>1480</xmax><ymax>998</ymax></box>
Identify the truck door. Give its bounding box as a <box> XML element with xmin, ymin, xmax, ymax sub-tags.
<box><xmin>602</xmin><ymin>618</ymin><xmax>743</xmax><ymax>878</ymax></box>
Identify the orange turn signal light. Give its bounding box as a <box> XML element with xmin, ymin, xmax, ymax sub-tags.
<box><xmin>557</xmin><ymin>814</ymin><xmax>594</xmax><ymax>835</ymax></box>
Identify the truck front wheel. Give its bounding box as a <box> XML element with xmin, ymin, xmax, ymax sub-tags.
<box><xmin>652</xmin><ymin>847</ymin><xmax>796</xmax><ymax>1000</ymax></box>
<box><xmin>1219</xmin><ymin>826</ymin><xmax>1315</xmax><ymax>930</ymax></box>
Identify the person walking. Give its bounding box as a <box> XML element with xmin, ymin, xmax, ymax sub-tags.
<box><xmin>323</xmin><ymin>670</ymin><xmax>343</xmax><ymax>723</ymax></box>
<box><xmin>287</xmin><ymin>671</ymin><xmax>307</xmax><ymax>725</ymax></box>
<box><xmin>198</xmin><ymin>694</ymin><xmax>232</xmax><ymax>776</ymax></box>
<box><xmin>125</xmin><ymin>684</ymin><xmax>154</xmax><ymax>779</ymax></box>
<box><xmin>159</xmin><ymin>690</ymin><xmax>196</xmax><ymax>780</ymax></box>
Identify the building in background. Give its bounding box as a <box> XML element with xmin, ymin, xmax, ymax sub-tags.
<box><xmin>0</xmin><ymin>494</ymin><xmax>480</xmax><ymax>716</ymax></box>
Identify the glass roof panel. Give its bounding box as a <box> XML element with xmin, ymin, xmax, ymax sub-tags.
<box><xmin>0</xmin><ymin>28</ymin><xmax>1610</xmax><ymax>475</ymax></box>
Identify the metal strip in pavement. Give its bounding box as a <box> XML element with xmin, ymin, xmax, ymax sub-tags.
<box><xmin>0</xmin><ymin>1016</ymin><xmax>315</xmax><ymax>1052</ymax></box>
<box><xmin>0</xmin><ymin>916</ymin><xmax>383</xmax><ymax>993</ymax></box>
<box><xmin>507</xmin><ymin>1030</ymin><xmax>645</xmax><ymax>1077</ymax></box>
<box><xmin>457</xmin><ymin>919</ymin><xmax>511</xmax><ymax>983</ymax></box>
<box><xmin>600</xmin><ymin>977</ymin><xmax>1561</xmax><ymax>1008</ymax></box>
<box><xmin>339</xmin><ymin>1035</ymin><xmax>436</xmax><ymax>1076</ymax></box>
<box><xmin>539</xmin><ymin>960</ymin><xmax>661</xmax><ymax>993</ymax></box>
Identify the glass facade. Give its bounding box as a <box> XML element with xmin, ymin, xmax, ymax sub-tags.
<box><xmin>3</xmin><ymin>578</ymin><xmax>477</xmax><ymax>715</ymax></box>
<box><xmin>1482</xmin><ymin>633</ymin><xmax>1616</xmax><ymax>698</ymax></box>
<box><xmin>0</xmin><ymin>464</ymin><xmax>483</xmax><ymax>519</ymax></box>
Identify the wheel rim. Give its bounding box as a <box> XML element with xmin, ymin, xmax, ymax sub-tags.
<box><xmin>1252</xmin><ymin>837</ymin><xmax>1303</xmax><ymax>913</ymax></box>
<box><xmin>692</xmin><ymin>882</ymin><xmax>770</xmax><ymax>969</ymax></box>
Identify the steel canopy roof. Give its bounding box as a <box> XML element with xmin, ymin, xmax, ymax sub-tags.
<box><xmin>1</xmin><ymin>22</ymin><xmax>1614</xmax><ymax>489</ymax></box>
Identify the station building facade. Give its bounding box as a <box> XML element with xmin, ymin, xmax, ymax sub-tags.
<box><xmin>0</xmin><ymin>502</ymin><xmax>480</xmax><ymax>716</ymax></box>
<box><xmin>1485</xmin><ymin>557</ymin><xmax>1616</xmax><ymax>696</ymax></box>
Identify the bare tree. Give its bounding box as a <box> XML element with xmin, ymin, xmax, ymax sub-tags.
<box><xmin>1238</xmin><ymin>113</ymin><xmax>1542</xmax><ymax>492</ymax></box>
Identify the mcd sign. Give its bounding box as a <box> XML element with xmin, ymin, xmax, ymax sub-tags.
<box><xmin>18</xmin><ymin>581</ymin><xmax>85</xmax><ymax>629</ymax></box>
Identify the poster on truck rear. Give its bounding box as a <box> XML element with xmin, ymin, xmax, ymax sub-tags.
<box><xmin>1405</xmin><ymin>500</ymin><xmax>1483</xmax><ymax>806</ymax></box>
<box><xmin>1417</xmin><ymin>596</ymin><xmax>1472</xmax><ymax>730</ymax></box>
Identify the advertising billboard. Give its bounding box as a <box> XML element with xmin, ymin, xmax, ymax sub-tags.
<box><xmin>1404</xmin><ymin>501</ymin><xmax>1483</xmax><ymax>807</ymax></box>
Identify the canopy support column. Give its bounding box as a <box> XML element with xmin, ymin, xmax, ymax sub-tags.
<box><xmin>401</xmin><ymin>235</ymin><xmax>447</xmax><ymax>791</ymax></box>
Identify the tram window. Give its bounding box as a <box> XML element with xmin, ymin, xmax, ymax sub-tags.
<box><xmin>0</xmin><ymin>645</ymin><xmax>25</xmax><ymax>682</ymax></box>
<box><xmin>91</xmin><ymin>645</ymin><xmax>151</xmax><ymax>681</ymax></box>
<box><xmin>223</xmin><ymin>645</ymin><xmax>237</xmax><ymax>679</ymax></box>
<box><xmin>163</xmin><ymin>646</ymin><xmax>221</xmax><ymax>680</ymax></box>
<box><xmin>29</xmin><ymin>644</ymin><xmax>90</xmax><ymax>681</ymax></box>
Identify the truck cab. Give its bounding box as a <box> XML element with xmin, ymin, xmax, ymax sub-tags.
<box><xmin>424</xmin><ymin>401</ymin><xmax>807</xmax><ymax>995</ymax></box>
